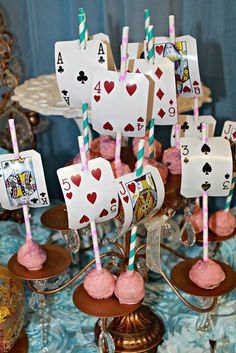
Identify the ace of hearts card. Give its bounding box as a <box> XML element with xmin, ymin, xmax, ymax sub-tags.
<box><xmin>180</xmin><ymin>137</ymin><xmax>233</xmax><ymax>198</ymax></box>
<box><xmin>0</xmin><ymin>150</ymin><xmax>50</xmax><ymax>210</ymax></box>
<box><xmin>91</xmin><ymin>70</ymin><xmax>154</xmax><ymax>137</ymax></box>
<box><xmin>55</xmin><ymin>39</ymin><xmax>115</xmax><ymax>107</ymax></box>
<box><xmin>57</xmin><ymin>157</ymin><xmax>118</xmax><ymax>229</ymax></box>
<box><xmin>128</xmin><ymin>58</ymin><xmax>177</xmax><ymax>125</ymax></box>
<box><xmin>154</xmin><ymin>35</ymin><xmax>202</xmax><ymax>97</ymax></box>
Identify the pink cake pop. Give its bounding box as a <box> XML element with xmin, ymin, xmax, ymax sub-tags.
<box><xmin>17</xmin><ymin>238</ymin><xmax>47</xmax><ymax>271</ymax></box>
<box><xmin>162</xmin><ymin>146</ymin><xmax>182</xmax><ymax>175</ymax></box>
<box><xmin>140</xmin><ymin>159</ymin><xmax>168</xmax><ymax>184</ymax></box>
<box><xmin>114</xmin><ymin>270</ymin><xmax>145</xmax><ymax>304</ymax></box>
<box><xmin>73</xmin><ymin>150</ymin><xmax>96</xmax><ymax>164</ymax></box>
<box><xmin>209</xmin><ymin>210</ymin><xmax>236</xmax><ymax>236</ymax></box>
<box><xmin>90</xmin><ymin>135</ymin><xmax>116</xmax><ymax>160</ymax></box>
<box><xmin>83</xmin><ymin>268</ymin><xmax>116</xmax><ymax>299</ymax></box>
<box><xmin>184</xmin><ymin>204</ymin><xmax>203</xmax><ymax>234</ymax></box>
<box><xmin>132</xmin><ymin>135</ymin><xmax>162</xmax><ymax>160</ymax></box>
<box><xmin>111</xmin><ymin>160</ymin><xmax>131</xmax><ymax>178</ymax></box>
<box><xmin>189</xmin><ymin>259</ymin><xmax>226</xmax><ymax>289</ymax></box>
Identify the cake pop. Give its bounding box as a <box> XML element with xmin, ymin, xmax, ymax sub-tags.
<box><xmin>140</xmin><ymin>159</ymin><xmax>168</xmax><ymax>184</ymax></box>
<box><xmin>184</xmin><ymin>204</ymin><xmax>203</xmax><ymax>234</ymax></box>
<box><xmin>209</xmin><ymin>210</ymin><xmax>236</xmax><ymax>236</ymax></box>
<box><xmin>83</xmin><ymin>268</ymin><xmax>116</xmax><ymax>299</ymax></box>
<box><xmin>189</xmin><ymin>259</ymin><xmax>226</xmax><ymax>289</ymax></box>
<box><xmin>132</xmin><ymin>135</ymin><xmax>162</xmax><ymax>160</ymax></box>
<box><xmin>90</xmin><ymin>135</ymin><xmax>116</xmax><ymax>160</ymax></box>
<box><xmin>162</xmin><ymin>147</ymin><xmax>182</xmax><ymax>175</ymax></box>
<box><xmin>114</xmin><ymin>270</ymin><xmax>145</xmax><ymax>304</ymax></box>
<box><xmin>111</xmin><ymin>160</ymin><xmax>131</xmax><ymax>177</ymax></box>
<box><xmin>17</xmin><ymin>238</ymin><xmax>47</xmax><ymax>271</ymax></box>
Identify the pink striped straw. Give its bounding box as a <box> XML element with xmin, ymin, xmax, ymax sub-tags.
<box><xmin>90</xmin><ymin>220</ymin><xmax>102</xmax><ymax>270</ymax></box>
<box><xmin>115</xmin><ymin>132</ymin><xmax>122</xmax><ymax>171</ymax></box>
<box><xmin>201</xmin><ymin>122</ymin><xmax>208</xmax><ymax>143</ymax></box>
<box><xmin>193</xmin><ymin>97</ymin><xmax>199</xmax><ymax>118</ymax></box>
<box><xmin>22</xmin><ymin>204</ymin><xmax>32</xmax><ymax>240</ymax></box>
<box><xmin>119</xmin><ymin>26</ymin><xmax>129</xmax><ymax>81</ymax></box>
<box><xmin>202</xmin><ymin>191</ymin><xmax>208</xmax><ymax>262</ymax></box>
<box><xmin>169</xmin><ymin>15</ymin><xmax>176</xmax><ymax>44</ymax></box>
<box><xmin>78</xmin><ymin>136</ymin><xmax>88</xmax><ymax>172</ymax></box>
<box><xmin>175</xmin><ymin>124</ymin><xmax>180</xmax><ymax>150</ymax></box>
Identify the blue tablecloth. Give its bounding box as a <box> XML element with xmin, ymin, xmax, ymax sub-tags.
<box><xmin>0</xmin><ymin>205</ymin><xmax>235</xmax><ymax>353</ymax></box>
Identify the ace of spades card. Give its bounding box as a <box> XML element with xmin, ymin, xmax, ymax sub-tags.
<box><xmin>55</xmin><ymin>39</ymin><xmax>115</xmax><ymax>107</ymax></box>
<box><xmin>154</xmin><ymin>35</ymin><xmax>202</xmax><ymax>97</ymax></box>
<box><xmin>170</xmin><ymin>115</ymin><xmax>216</xmax><ymax>146</ymax></box>
<box><xmin>57</xmin><ymin>158</ymin><xmax>118</xmax><ymax>229</ymax></box>
<box><xmin>221</xmin><ymin>120</ymin><xmax>236</xmax><ymax>142</ymax></box>
<box><xmin>128</xmin><ymin>57</ymin><xmax>177</xmax><ymax>125</ymax></box>
<box><xmin>91</xmin><ymin>70</ymin><xmax>154</xmax><ymax>137</ymax></box>
<box><xmin>0</xmin><ymin>150</ymin><xmax>50</xmax><ymax>210</ymax></box>
<box><xmin>115</xmin><ymin>165</ymin><xmax>164</xmax><ymax>234</ymax></box>
<box><xmin>180</xmin><ymin>137</ymin><xmax>233</xmax><ymax>198</ymax></box>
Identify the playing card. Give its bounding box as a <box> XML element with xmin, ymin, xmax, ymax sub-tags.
<box><xmin>154</xmin><ymin>35</ymin><xmax>202</xmax><ymax>97</ymax></box>
<box><xmin>115</xmin><ymin>165</ymin><xmax>165</xmax><ymax>234</ymax></box>
<box><xmin>129</xmin><ymin>58</ymin><xmax>177</xmax><ymax>125</ymax></box>
<box><xmin>57</xmin><ymin>157</ymin><xmax>118</xmax><ymax>229</ymax></box>
<box><xmin>127</xmin><ymin>42</ymin><xmax>145</xmax><ymax>60</ymax></box>
<box><xmin>55</xmin><ymin>39</ymin><xmax>115</xmax><ymax>107</ymax></box>
<box><xmin>221</xmin><ymin>120</ymin><xmax>236</xmax><ymax>142</ymax></box>
<box><xmin>0</xmin><ymin>150</ymin><xmax>50</xmax><ymax>210</ymax></box>
<box><xmin>91</xmin><ymin>70</ymin><xmax>154</xmax><ymax>137</ymax></box>
<box><xmin>170</xmin><ymin>115</ymin><xmax>216</xmax><ymax>146</ymax></box>
<box><xmin>180</xmin><ymin>137</ymin><xmax>233</xmax><ymax>197</ymax></box>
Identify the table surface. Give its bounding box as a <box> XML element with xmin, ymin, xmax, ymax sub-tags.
<box><xmin>0</xmin><ymin>204</ymin><xmax>235</xmax><ymax>353</ymax></box>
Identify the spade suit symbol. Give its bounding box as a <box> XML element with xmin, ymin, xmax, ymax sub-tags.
<box><xmin>202</xmin><ymin>162</ymin><xmax>212</xmax><ymax>175</ymax></box>
<box><xmin>201</xmin><ymin>143</ymin><xmax>211</xmax><ymax>155</ymax></box>
<box><xmin>201</xmin><ymin>181</ymin><xmax>211</xmax><ymax>191</ymax></box>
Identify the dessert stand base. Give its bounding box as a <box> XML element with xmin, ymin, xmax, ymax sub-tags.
<box><xmin>9</xmin><ymin>329</ymin><xmax>28</xmax><ymax>353</ymax></box>
<box><xmin>94</xmin><ymin>305</ymin><xmax>164</xmax><ymax>353</ymax></box>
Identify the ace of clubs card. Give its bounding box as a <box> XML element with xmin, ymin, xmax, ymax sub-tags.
<box><xmin>91</xmin><ymin>70</ymin><xmax>154</xmax><ymax>137</ymax></box>
<box><xmin>57</xmin><ymin>158</ymin><xmax>118</xmax><ymax>229</ymax></box>
<box><xmin>0</xmin><ymin>150</ymin><xmax>50</xmax><ymax>210</ymax></box>
<box><xmin>154</xmin><ymin>35</ymin><xmax>202</xmax><ymax>97</ymax></box>
<box><xmin>55</xmin><ymin>39</ymin><xmax>115</xmax><ymax>107</ymax></box>
<box><xmin>129</xmin><ymin>58</ymin><xmax>177</xmax><ymax>125</ymax></box>
<box><xmin>180</xmin><ymin>137</ymin><xmax>232</xmax><ymax>198</ymax></box>
<box><xmin>221</xmin><ymin>121</ymin><xmax>236</xmax><ymax>142</ymax></box>
<box><xmin>170</xmin><ymin>115</ymin><xmax>216</xmax><ymax>146</ymax></box>
<box><xmin>115</xmin><ymin>165</ymin><xmax>165</xmax><ymax>234</ymax></box>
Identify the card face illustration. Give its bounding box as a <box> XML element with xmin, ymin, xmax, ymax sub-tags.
<box><xmin>180</xmin><ymin>137</ymin><xmax>232</xmax><ymax>198</ymax></box>
<box><xmin>170</xmin><ymin>115</ymin><xmax>216</xmax><ymax>145</ymax></box>
<box><xmin>0</xmin><ymin>150</ymin><xmax>49</xmax><ymax>210</ymax></box>
<box><xmin>154</xmin><ymin>35</ymin><xmax>202</xmax><ymax>97</ymax></box>
<box><xmin>221</xmin><ymin>120</ymin><xmax>236</xmax><ymax>142</ymax></box>
<box><xmin>57</xmin><ymin>157</ymin><xmax>118</xmax><ymax>229</ymax></box>
<box><xmin>91</xmin><ymin>70</ymin><xmax>154</xmax><ymax>137</ymax></box>
<box><xmin>55</xmin><ymin>39</ymin><xmax>115</xmax><ymax>107</ymax></box>
<box><xmin>130</xmin><ymin>58</ymin><xmax>177</xmax><ymax>125</ymax></box>
<box><xmin>115</xmin><ymin>165</ymin><xmax>165</xmax><ymax>234</ymax></box>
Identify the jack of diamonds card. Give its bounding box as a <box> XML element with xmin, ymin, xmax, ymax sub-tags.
<box><xmin>154</xmin><ymin>35</ymin><xmax>202</xmax><ymax>97</ymax></box>
<box><xmin>55</xmin><ymin>39</ymin><xmax>115</xmax><ymax>107</ymax></box>
<box><xmin>0</xmin><ymin>150</ymin><xmax>50</xmax><ymax>210</ymax></box>
<box><xmin>180</xmin><ymin>137</ymin><xmax>233</xmax><ymax>198</ymax></box>
<box><xmin>57</xmin><ymin>158</ymin><xmax>118</xmax><ymax>230</ymax></box>
<box><xmin>129</xmin><ymin>57</ymin><xmax>177</xmax><ymax>125</ymax></box>
<box><xmin>91</xmin><ymin>70</ymin><xmax>154</xmax><ymax>137</ymax></box>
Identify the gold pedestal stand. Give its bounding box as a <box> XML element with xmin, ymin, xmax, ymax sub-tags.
<box><xmin>9</xmin><ymin>330</ymin><xmax>28</xmax><ymax>353</ymax></box>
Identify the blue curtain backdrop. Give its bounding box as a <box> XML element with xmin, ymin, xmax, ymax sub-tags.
<box><xmin>0</xmin><ymin>0</ymin><xmax>235</xmax><ymax>208</ymax></box>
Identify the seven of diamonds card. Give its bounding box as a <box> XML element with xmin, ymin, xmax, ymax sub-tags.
<box><xmin>170</xmin><ymin>115</ymin><xmax>216</xmax><ymax>146</ymax></box>
<box><xmin>91</xmin><ymin>70</ymin><xmax>154</xmax><ymax>137</ymax></box>
<box><xmin>129</xmin><ymin>57</ymin><xmax>177</xmax><ymax>125</ymax></box>
<box><xmin>154</xmin><ymin>35</ymin><xmax>202</xmax><ymax>97</ymax></box>
<box><xmin>55</xmin><ymin>39</ymin><xmax>115</xmax><ymax>107</ymax></box>
<box><xmin>57</xmin><ymin>158</ymin><xmax>118</xmax><ymax>229</ymax></box>
<box><xmin>180</xmin><ymin>137</ymin><xmax>233</xmax><ymax>198</ymax></box>
<box><xmin>0</xmin><ymin>150</ymin><xmax>50</xmax><ymax>210</ymax></box>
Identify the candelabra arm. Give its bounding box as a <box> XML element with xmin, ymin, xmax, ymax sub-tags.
<box><xmin>27</xmin><ymin>251</ymin><xmax>125</xmax><ymax>295</ymax></box>
<box><xmin>113</xmin><ymin>241</ymin><xmax>126</xmax><ymax>257</ymax></box>
<box><xmin>160</xmin><ymin>270</ymin><xmax>218</xmax><ymax>313</ymax></box>
<box><xmin>134</xmin><ymin>243</ymin><xmax>188</xmax><ymax>260</ymax></box>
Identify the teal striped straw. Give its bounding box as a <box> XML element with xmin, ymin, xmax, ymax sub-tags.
<box><xmin>82</xmin><ymin>103</ymin><xmax>89</xmax><ymax>153</ymax></box>
<box><xmin>144</xmin><ymin>9</ymin><xmax>150</xmax><ymax>39</ymax></box>
<box><xmin>78</xmin><ymin>12</ymin><xmax>86</xmax><ymax>49</ymax></box>
<box><xmin>149</xmin><ymin>118</ymin><xmax>155</xmax><ymax>159</ymax></box>
<box><xmin>79</xmin><ymin>8</ymin><xmax>88</xmax><ymax>41</ymax></box>
<box><xmin>147</xmin><ymin>25</ymin><xmax>154</xmax><ymax>64</ymax></box>
<box><xmin>127</xmin><ymin>139</ymin><xmax>145</xmax><ymax>272</ymax></box>
<box><xmin>224</xmin><ymin>172</ymin><xmax>236</xmax><ymax>212</ymax></box>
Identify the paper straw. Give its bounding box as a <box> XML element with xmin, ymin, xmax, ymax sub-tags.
<box><xmin>136</xmin><ymin>139</ymin><xmax>145</xmax><ymax>177</ymax></box>
<box><xmin>193</xmin><ymin>97</ymin><xmax>199</xmax><ymax>118</ymax></box>
<box><xmin>169</xmin><ymin>15</ymin><xmax>176</xmax><ymax>44</ymax></box>
<box><xmin>144</xmin><ymin>9</ymin><xmax>150</xmax><ymax>39</ymax></box>
<box><xmin>201</xmin><ymin>122</ymin><xmax>208</xmax><ymax>143</ymax></box>
<box><xmin>224</xmin><ymin>172</ymin><xmax>236</xmax><ymax>212</ymax></box>
<box><xmin>147</xmin><ymin>25</ymin><xmax>154</xmax><ymax>65</ymax></box>
<box><xmin>175</xmin><ymin>124</ymin><xmax>180</xmax><ymax>150</ymax></box>
<box><xmin>202</xmin><ymin>191</ymin><xmax>208</xmax><ymax>262</ymax></box>
<box><xmin>115</xmin><ymin>132</ymin><xmax>122</xmax><ymax>166</ymax></box>
<box><xmin>22</xmin><ymin>205</ymin><xmax>32</xmax><ymax>240</ymax></box>
<box><xmin>78</xmin><ymin>136</ymin><xmax>88</xmax><ymax>172</ymax></box>
<box><xmin>82</xmin><ymin>103</ymin><xmax>89</xmax><ymax>153</ymax></box>
<box><xmin>8</xmin><ymin>119</ymin><xmax>20</xmax><ymax>159</ymax></box>
<box><xmin>119</xmin><ymin>26</ymin><xmax>129</xmax><ymax>81</ymax></box>
<box><xmin>78</xmin><ymin>13</ymin><xmax>86</xmax><ymax>49</ymax></box>
<box><xmin>149</xmin><ymin>118</ymin><xmax>155</xmax><ymax>159</ymax></box>
<box><xmin>79</xmin><ymin>8</ymin><xmax>89</xmax><ymax>42</ymax></box>
<box><xmin>90</xmin><ymin>220</ymin><xmax>102</xmax><ymax>270</ymax></box>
